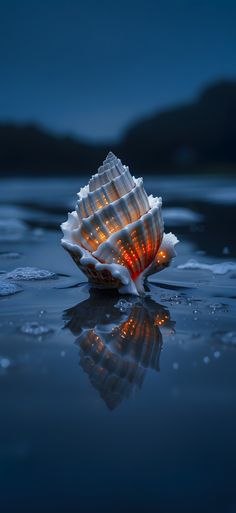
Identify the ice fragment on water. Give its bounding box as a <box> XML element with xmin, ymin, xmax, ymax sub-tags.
<box><xmin>0</xmin><ymin>280</ymin><xmax>22</xmax><ymax>296</ymax></box>
<box><xmin>178</xmin><ymin>259</ymin><xmax>236</xmax><ymax>275</ymax></box>
<box><xmin>6</xmin><ymin>267</ymin><xmax>56</xmax><ymax>281</ymax></box>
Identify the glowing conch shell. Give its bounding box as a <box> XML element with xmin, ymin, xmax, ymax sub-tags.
<box><xmin>61</xmin><ymin>152</ymin><xmax>178</xmax><ymax>295</ymax></box>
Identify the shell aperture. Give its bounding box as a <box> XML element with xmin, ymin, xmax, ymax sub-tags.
<box><xmin>61</xmin><ymin>152</ymin><xmax>178</xmax><ymax>295</ymax></box>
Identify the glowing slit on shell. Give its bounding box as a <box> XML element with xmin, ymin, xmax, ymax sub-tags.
<box><xmin>157</xmin><ymin>250</ymin><xmax>167</xmax><ymax>264</ymax></box>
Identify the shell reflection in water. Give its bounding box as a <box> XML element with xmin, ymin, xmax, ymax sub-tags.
<box><xmin>64</xmin><ymin>289</ymin><xmax>174</xmax><ymax>410</ymax></box>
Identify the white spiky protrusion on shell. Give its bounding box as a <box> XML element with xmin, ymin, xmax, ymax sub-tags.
<box><xmin>61</xmin><ymin>152</ymin><xmax>178</xmax><ymax>295</ymax></box>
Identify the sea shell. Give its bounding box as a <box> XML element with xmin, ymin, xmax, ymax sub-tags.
<box><xmin>61</xmin><ymin>152</ymin><xmax>178</xmax><ymax>295</ymax></box>
<box><xmin>64</xmin><ymin>289</ymin><xmax>174</xmax><ymax>409</ymax></box>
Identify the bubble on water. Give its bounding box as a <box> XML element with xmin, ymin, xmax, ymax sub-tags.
<box><xmin>214</xmin><ymin>351</ymin><xmax>221</xmax><ymax>359</ymax></box>
<box><xmin>178</xmin><ymin>259</ymin><xmax>236</xmax><ymax>275</ymax></box>
<box><xmin>172</xmin><ymin>362</ymin><xmax>179</xmax><ymax>370</ymax></box>
<box><xmin>20</xmin><ymin>322</ymin><xmax>53</xmax><ymax>337</ymax></box>
<box><xmin>220</xmin><ymin>332</ymin><xmax>236</xmax><ymax>347</ymax></box>
<box><xmin>0</xmin><ymin>280</ymin><xmax>22</xmax><ymax>296</ymax></box>
<box><xmin>208</xmin><ymin>303</ymin><xmax>228</xmax><ymax>313</ymax></box>
<box><xmin>60</xmin><ymin>350</ymin><xmax>66</xmax><ymax>357</ymax></box>
<box><xmin>163</xmin><ymin>294</ymin><xmax>182</xmax><ymax>305</ymax></box>
<box><xmin>0</xmin><ymin>357</ymin><xmax>11</xmax><ymax>369</ymax></box>
<box><xmin>38</xmin><ymin>309</ymin><xmax>46</xmax><ymax>318</ymax></box>
<box><xmin>114</xmin><ymin>299</ymin><xmax>133</xmax><ymax>312</ymax></box>
<box><xmin>6</xmin><ymin>267</ymin><xmax>56</xmax><ymax>281</ymax></box>
<box><xmin>203</xmin><ymin>356</ymin><xmax>210</xmax><ymax>364</ymax></box>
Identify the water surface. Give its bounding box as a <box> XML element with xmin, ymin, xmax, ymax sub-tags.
<box><xmin>0</xmin><ymin>176</ymin><xmax>236</xmax><ymax>513</ymax></box>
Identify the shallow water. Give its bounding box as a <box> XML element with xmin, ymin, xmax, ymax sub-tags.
<box><xmin>0</xmin><ymin>175</ymin><xmax>236</xmax><ymax>513</ymax></box>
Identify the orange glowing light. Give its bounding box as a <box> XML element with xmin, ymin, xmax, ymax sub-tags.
<box><xmin>154</xmin><ymin>313</ymin><xmax>169</xmax><ymax>327</ymax></box>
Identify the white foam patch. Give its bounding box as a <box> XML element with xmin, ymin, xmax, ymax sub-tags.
<box><xmin>178</xmin><ymin>259</ymin><xmax>236</xmax><ymax>275</ymax></box>
<box><xmin>0</xmin><ymin>280</ymin><xmax>22</xmax><ymax>296</ymax></box>
<box><xmin>6</xmin><ymin>267</ymin><xmax>56</xmax><ymax>281</ymax></box>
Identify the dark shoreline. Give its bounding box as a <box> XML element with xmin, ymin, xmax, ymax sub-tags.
<box><xmin>1</xmin><ymin>80</ymin><xmax>236</xmax><ymax>177</ymax></box>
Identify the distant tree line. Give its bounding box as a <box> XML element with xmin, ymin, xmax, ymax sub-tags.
<box><xmin>0</xmin><ymin>81</ymin><xmax>236</xmax><ymax>176</ymax></box>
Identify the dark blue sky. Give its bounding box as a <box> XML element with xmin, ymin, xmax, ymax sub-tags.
<box><xmin>1</xmin><ymin>0</ymin><xmax>236</xmax><ymax>141</ymax></box>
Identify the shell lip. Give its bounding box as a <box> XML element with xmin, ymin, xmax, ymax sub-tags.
<box><xmin>61</xmin><ymin>194</ymin><xmax>165</xmax><ymax>296</ymax></box>
<box><xmin>61</xmin><ymin>238</ymin><xmax>131</xmax><ymax>287</ymax></box>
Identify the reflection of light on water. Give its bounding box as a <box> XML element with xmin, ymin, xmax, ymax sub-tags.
<box><xmin>154</xmin><ymin>312</ymin><xmax>169</xmax><ymax>326</ymax></box>
<box><xmin>64</xmin><ymin>289</ymin><xmax>175</xmax><ymax>410</ymax></box>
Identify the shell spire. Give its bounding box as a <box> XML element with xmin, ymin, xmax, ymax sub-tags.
<box><xmin>61</xmin><ymin>153</ymin><xmax>178</xmax><ymax>295</ymax></box>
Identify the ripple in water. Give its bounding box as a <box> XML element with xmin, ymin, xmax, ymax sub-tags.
<box><xmin>20</xmin><ymin>322</ymin><xmax>53</xmax><ymax>337</ymax></box>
